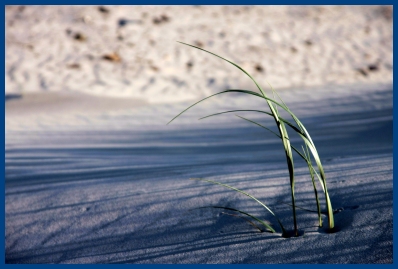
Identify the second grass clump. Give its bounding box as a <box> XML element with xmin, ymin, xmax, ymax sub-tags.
<box><xmin>168</xmin><ymin>42</ymin><xmax>335</xmax><ymax>238</ymax></box>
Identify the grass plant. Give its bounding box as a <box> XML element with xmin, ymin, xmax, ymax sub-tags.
<box><xmin>168</xmin><ymin>42</ymin><xmax>335</xmax><ymax>237</ymax></box>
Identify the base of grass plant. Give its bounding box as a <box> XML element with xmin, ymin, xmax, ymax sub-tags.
<box><xmin>282</xmin><ymin>229</ymin><xmax>305</xmax><ymax>238</ymax></box>
<box><xmin>318</xmin><ymin>225</ymin><xmax>341</xmax><ymax>234</ymax></box>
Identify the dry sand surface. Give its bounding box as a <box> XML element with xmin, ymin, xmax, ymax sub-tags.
<box><xmin>6</xmin><ymin>91</ymin><xmax>147</xmax><ymax>117</ymax></box>
<box><xmin>6</xmin><ymin>5</ymin><xmax>393</xmax><ymax>102</ymax></box>
<box><xmin>5</xmin><ymin>5</ymin><xmax>393</xmax><ymax>264</ymax></box>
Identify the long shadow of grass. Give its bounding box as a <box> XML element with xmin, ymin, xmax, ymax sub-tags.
<box><xmin>5</xmin><ymin>106</ymin><xmax>392</xmax><ymax>189</ymax></box>
<box><xmin>5</xmin><ymin>154</ymin><xmax>392</xmax><ymax>263</ymax></box>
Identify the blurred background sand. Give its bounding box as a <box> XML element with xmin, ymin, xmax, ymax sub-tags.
<box><xmin>5</xmin><ymin>5</ymin><xmax>393</xmax><ymax>104</ymax></box>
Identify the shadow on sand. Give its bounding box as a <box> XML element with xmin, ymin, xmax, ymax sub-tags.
<box><xmin>5</xmin><ymin>87</ymin><xmax>393</xmax><ymax>263</ymax></box>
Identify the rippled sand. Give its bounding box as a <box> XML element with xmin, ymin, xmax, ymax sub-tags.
<box><xmin>5</xmin><ymin>83</ymin><xmax>392</xmax><ymax>263</ymax></box>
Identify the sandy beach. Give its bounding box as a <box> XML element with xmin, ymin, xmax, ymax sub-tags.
<box><xmin>5</xmin><ymin>6</ymin><xmax>393</xmax><ymax>264</ymax></box>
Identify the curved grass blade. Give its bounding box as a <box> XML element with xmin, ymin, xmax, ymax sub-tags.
<box><xmin>268</xmin><ymin>81</ymin><xmax>289</xmax><ymax>111</ymax></box>
<box><xmin>191</xmin><ymin>178</ymin><xmax>286</xmax><ymax>234</ymax></box>
<box><xmin>235</xmin><ymin>115</ymin><xmax>281</xmax><ymax>138</ymax></box>
<box><xmin>195</xmin><ymin>206</ymin><xmax>275</xmax><ymax>233</ymax></box>
<box><xmin>168</xmin><ymin>89</ymin><xmax>267</xmax><ymax>125</ymax></box>
<box><xmin>177</xmin><ymin>41</ymin><xmax>268</xmax><ymax>98</ymax></box>
<box><xmin>276</xmin><ymin>110</ymin><xmax>298</xmax><ymax>236</ymax></box>
<box><xmin>199</xmin><ymin>109</ymin><xmax>274</xmax><ymax>120</ymax></box>
<box><xmin>168</xmin><ymin>87</ymin><xmax>307</xmax><ymax>138</ymax></box>
<box><xmin>200</xmin><ymin>109</ymin><xmax>323</xmax><ymax>165</ymax></box>
<box><xmin>303</xmin><ymin>145</ymin><xmax>322</xmax><ymax>227</ymax></box>
<box><xmin>177</xmin><ymin>43</ymin><xmax>290</xmax><ymax>141</ymax></box>
<box><xmin>293</xmin><ymin>146</ymin><xmax>326</xmax><ymax>192</ymax></box>
<box><xmin>234</xmin><ymin>116</ymin><xmax>308</xmax><ymax>164</ymax></box>
<box><xmin>176</xmin><ymin>43</ymin><xmax>286</xmax><ymax>157</ymax></box>
<box><xmin>221</xmin><ymin>212</ymin><xmax>263</xmax><ymax>232</ymax></box>
<box><xmin>234</xmin><ymin>115</ymin><xmax>310</xmax><ymax>162</ymax></box>
<box><xmin>176</xmin><ymin>42</ymin><xmax>283</xmax><ymax>142</ymax></box>
<box><xmin>297</xmin><ymin>132</ymin><xmax>334</xmax><ymax>229</ymax></box>
<box><xmin>199</xmin><ymin>109</ymin><xmax>305</xmax><ymax>136</ymax></box>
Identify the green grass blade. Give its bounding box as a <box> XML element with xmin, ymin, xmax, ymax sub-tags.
<box><xmin>196</xmin><ymin>206</ymin><xmax>275</xmax><ymax>233</ymax></box>
<box><xmin>228</xmin><ymin>116</ymin><xmax>326</xmax><ymax>201</ymax></box>
<box><xmin>199</xmin><ymin>109</ymin><xmax>305</xmax><ymax>137</ymax></box>
<box><xmin>303</xmin><ymin>145</ymin><xmax>322</xmax><ymax>227</ymax></box>
<box><xmin>278</xmin><ymin>119</ymin><xmax>298</xmax><ymax>236</ymax></box>
<box><xmin>285</xmin><ymin>128</ymin><xmax>330</xmax><ymax>218</ymax></box>
<box><xmin>191</xmin><ymin>178</ymin><xmax>286</xmax><ymax>234</ymax></box>
<box><xmin>199</xmin><ymin>109</ymin><xmax>272</xmax><ymax>120</ymax></box>
<box><xmin>283</xmin><ymin>145</ymin><xmax>323</xmax><ymax>196</ymax></box>
<box><xmin>167</xmin><ymin>87</ymin><xmax>309</xmax><ymax>128</ymax></box>
<box><xmin>233</xmin><ymin>114</ymin><xmax>317</xmax><ymax>176</ymax></box>
<box><xmin>221</xmin><ymin>212</ymin><xmax>263</xmax><ymax>232</ymax></box>
<box><xmin>264</xmin><ymin>85</ymin><xmax>318</xmax><ymax>153</ymax></box>
<box><xmin>298</xmin><ymin>133</ymin><xmax>334</xmax><ymax>229</ymax></box>
<box><xmin>177</xmin><ymin>41</ymin><xmax>269</xmax><ymax>98</ymax></box>
<box><xmin>235</xmin><ymin>115</ymin><xmax>281</xmax><ymax>138</ymax></box>
<box><xmin>172</xmin><ymin>45</ymin><xmax>313</xmax><ymax>145</ymax></box>
<box><xmin>232</xmin><ymin>115</ymin><xmax>312</xmax><ymax>169</ymax></box>
<box><xmin>167</xmin><ymin>86</ymin><xmax>304</xmax><ymax>132</ymax></box>
<box><xmin>234</xmin><ymin>114</ymin><xmax>320</xmax><ymax>230</ymax></box>
<box><xmin>272</xmin><ymin>91</ymin><xmax>280</xmax><ymax>115</ymax></box>
<box><xmin>271</xmin><ymin>102</ymin><xmax>295</xmax><ymax>230</ymax></box>
<box><xmin>177</xmin><ymin>42</ymin><xmax>284</xmax><ymax>153</ymax></box>
<box><xmin>167</xmin><ymin>89</ymin><xmax>264</xmax><ymax>125</ymax></box>
<box><xmin>268</xmin><ymin>81</ymin><xmax>289</xmax><ymax>110</ymax></box>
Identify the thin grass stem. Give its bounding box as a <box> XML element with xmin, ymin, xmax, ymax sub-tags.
<box><xmin>195</xmin><ymin>206</ymin><xmax>275</xmax><ymax>233</ymax></box>
<box><xmin>191</xmin><ymin>178</ymin><xmax>286</xmax><ymax>235</ymax></box>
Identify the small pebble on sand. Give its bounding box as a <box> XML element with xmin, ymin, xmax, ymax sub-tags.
<box><xmin>102</xmin><ymin>52</ymin><xmax>121</xmax><ymax>62</ymax></box>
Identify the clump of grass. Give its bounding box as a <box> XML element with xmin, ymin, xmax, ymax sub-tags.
<box><xmin>168</xmin><ymin>42</ymin><xmax>335</xmax><ymax>237</ymax></box>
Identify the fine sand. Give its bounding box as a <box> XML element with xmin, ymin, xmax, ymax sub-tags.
<box><xmin>5</xmin><ymin>5</ymin><xmax>393</xmax><ymax>264</ymax></box>
<box><xmin>5</xmin><ymin>91</ymin><xmax>147</xmax><ymax>117</ymax></box>
<box><xmin>5</xmin><ymin>83</ymin><xmax>392</xmax><ymax>263</ymax></box>
<box><xmin>6</xmin><ymin>6</ymin><xmax>393</xmax><ymax>102</ymax></box>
